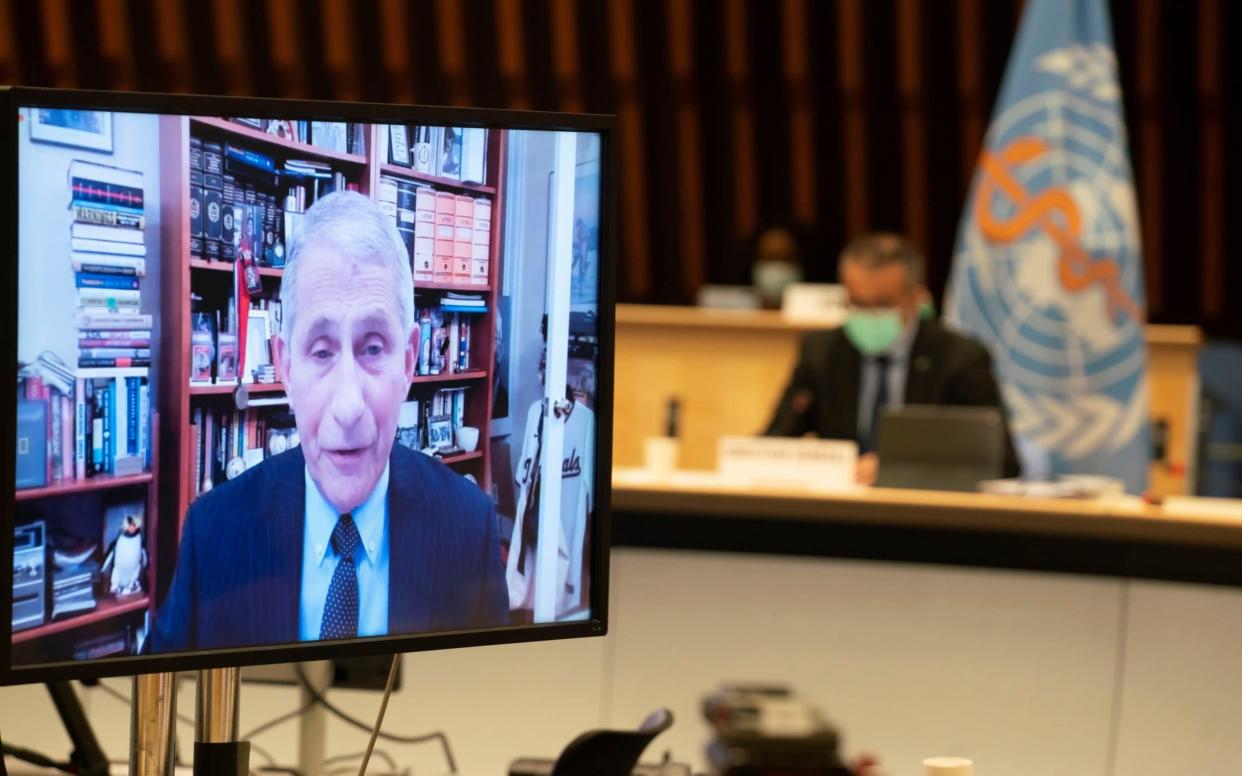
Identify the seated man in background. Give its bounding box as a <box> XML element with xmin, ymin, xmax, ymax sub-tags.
<box><xmin>766</xmin><ymin>233</ymin><xmax>1018</xmax><ymax>484</ymax></box>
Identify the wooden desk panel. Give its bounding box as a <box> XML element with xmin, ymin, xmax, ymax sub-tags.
<box><xmin>614</xmin><ymin>469</ymin><xmax>1242</xmax><ymax>549</ymax></box>
<box><xmin>612</xmin><ymin>469</ymin><xmax>1242</xmax><ymax>586</ymax></box>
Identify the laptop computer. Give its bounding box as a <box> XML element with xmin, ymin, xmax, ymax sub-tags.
<box><xmin>874</xmin><ymin>405</ymin><xmax>1005</xmax><ymax>492</ymax></box>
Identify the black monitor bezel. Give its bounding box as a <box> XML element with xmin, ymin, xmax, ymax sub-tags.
<box><xmin>0</xmin><ymin>86</ymin><xmax>616</xmax><ymax>685</ymax></box>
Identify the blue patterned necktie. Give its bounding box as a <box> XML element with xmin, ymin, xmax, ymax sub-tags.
<box><xmin>864</xmin><ymin>355</ymin><xmax>892</xmax><ymax>454</ymax></box>
<box><xmin>320</xmin><ymin>513</ymin><xmax>361</xmax><ymax>640</ymax></box>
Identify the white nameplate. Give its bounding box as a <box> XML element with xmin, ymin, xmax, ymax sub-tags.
<box><xmin>717</xmin><ymin>436</ymin><xmax>858</xmax><ymax>491</ymax></box>
<box><xmin>781</xmin><ymin>283</ymin><xmax>847</xmax><ymax>326</ymax></box>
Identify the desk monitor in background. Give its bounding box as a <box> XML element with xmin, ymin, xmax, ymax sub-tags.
<box><xmin>3</xmin><ymin>87</ymin><xmax>615</xmax><ymax>685</ymax></box>
<box><xmin>874</xmin><ymin>406</ymin><xmax>1005</xmax><ymax>492</ymax></box>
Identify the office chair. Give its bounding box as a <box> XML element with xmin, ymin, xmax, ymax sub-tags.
<box><xmin>548</xmin><ymin>708</ymin><xmax>674</xmax><ymax>776</ymax></box>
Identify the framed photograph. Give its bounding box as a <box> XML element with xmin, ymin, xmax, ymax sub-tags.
<box><xmin>242</xmin><ymin>309</ymin><xmax>270</xmax><ymax>384</ymax></box>
<box><xmin>28</xmin><ymin>108</ymin><xmax>113</xmax><ymax>152</ymax></box>
<box><xmin>571</xmin><ymin>144</ymin><xmax>601</xmax><ymax>307</ymax></box>
<box><xmin>428</xmin><ymin>414</ymin><xmax>454</xmax><ymax>451</ymax></box>
<box><xmin>389</xmin><ymin>124</ymin><xmax>411</xmax><ymax>167</ymax></box>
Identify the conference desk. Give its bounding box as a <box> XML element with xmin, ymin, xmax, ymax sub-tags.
<box><xmin>612</xmin><ymin>467</ymin><xmax>1242</xmax><ymax>586</ymax></box>
<box><xmin>613</xmin><ymin>304</ymin><xmax>1203</xmax><ymax>496</ymax></box>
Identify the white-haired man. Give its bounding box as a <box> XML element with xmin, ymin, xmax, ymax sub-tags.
<box><xmin>154</xmin><ymin>191</ymin><xmax>508</xmax><ymax>652</ymax></box>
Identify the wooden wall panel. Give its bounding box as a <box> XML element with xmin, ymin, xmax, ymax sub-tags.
<box><xmin>0</xmin><ymin>0</ymin><xmax>1230</xmax><ymax>333</ymax></box>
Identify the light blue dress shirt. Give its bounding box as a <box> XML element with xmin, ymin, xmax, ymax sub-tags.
<box><xmin>857</xmin><ymin>321</ymin><xmax>920</xmax><ymax>443</ymax></box>
<box><xmin>299</xmin><ymin>463</ymin><xmax>390</xmax><ymax>641</ymax></box>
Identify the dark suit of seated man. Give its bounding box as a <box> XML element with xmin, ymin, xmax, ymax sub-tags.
<box><xmin>152</xmin><ymin>191</ymin><xmax>507</xmax><ymax>653</ymax></box>
<box><xmin>766</xmin><ymin>233</ymin><xmax>1019</xmax><ymax>484</ymax></box>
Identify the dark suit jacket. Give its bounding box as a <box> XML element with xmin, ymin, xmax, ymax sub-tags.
<box><xmin>766</xmin><ymin>319</ymin><xmax>1020</xmax><ymax>477</ymax></box>
<box><xmin>151</xmin><ymin>443</ymin><xmax>509</xmax><ymax>652</ymax></box>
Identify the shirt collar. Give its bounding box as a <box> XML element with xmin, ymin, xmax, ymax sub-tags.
<box><xmin>305</xmin><ymin>462</ymin><xmax>390</xmax><ymax>568</ymax></box>
<box><xmin>869</xmin><ymin>317</ymin><xmax>919</xmax><ymax>363</ymax></box>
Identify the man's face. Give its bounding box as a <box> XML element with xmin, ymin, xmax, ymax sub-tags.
<box><xmin>840</xmin><ymin>258</ymin><xmax>921</xmax><ymax>326</ymax></box>
<box><xmin>272</xmin><ymin>244</ymin><xmax>415</xmax><ymax>514</ymax></box>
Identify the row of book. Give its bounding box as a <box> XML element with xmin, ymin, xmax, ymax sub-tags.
<box><xmin>376</xmin><ymin>175</ymin><xmax>492</xmax><ymax>286</ymax></box>
<box><xmin>70</xmin><ymin>160</ymin><xmax>152</xmax><ymax>369</ymax></box>
<box><xmin>396</xmin><ymin>387</ymin><xmax>472</xmax><ymax>456</ymax></box>
<box><xmin>229</xmin><ymin>118</ymin><xmax>367</xmax><ymax>157</ymax></box>
<box><xmin>16</xmin><ymin>364</ymin><xmax>152</xmax><ymax>489</ymax></box>
<box><xmin>414</xmin><ymin>295</ymin><xmax>486</xmax><ymax>376</ymax></box>
<box><xmin>191</xmin><ymin>404</ymin><xmax>297</xmax><ymax>496</ymax></box>
<box><xmin>189</xmin><ymin>297</ymin><xmax>282</xmax><ymax>386</ymax></box>
<box><xmin>189</xmin><ymin>135</ymin><xmax>358</xmax><ymax>265</ymax></box>
<box><xmin>383</xmin><ymin>125</ymin><xmax>487</xmax><ymax>184</ymax></box>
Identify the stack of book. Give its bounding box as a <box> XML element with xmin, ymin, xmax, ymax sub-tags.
<box><xmin>16</xmin><ymin>357</ymin><xmax>150</xmax><ymax>486</ymax></box>
<box><xmin>51</xmin><ymin>557</ymin><xmax>98</xmax><ymax>619</ymax></box>
<box><xmin>414</xmin><ymin>299</ymin><xmax>476</xmax><ymax>376</ymax></box>
<box><xmin>191</xmin><ymin>406</ymin><xmax>296</xmax><ymax>495</ymax></box>
<box><xmin>189</xmin><ymin>133</ymin><xmax>356</xmax><ymax>267</ymax></box>
<box><xmin>440</xmin><ymin>292</ymin><xmax>487</xmax><ymax>313</ymax></box>
<box><xmin>70</xmin><ymin>161</ymin><xmax>150</xmax><ymax>369</ymax></box>
<box><xmin>10</xmin><ymin>160</ymin><xmax>155</xmax><ymax>491</ymax></box>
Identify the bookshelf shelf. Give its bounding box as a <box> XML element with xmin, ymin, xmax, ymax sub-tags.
<box><xmin>189</xmin><ymin>258</ymin><xmax>283</xmax><ymax>278</ymax></box>
<box><xmin>416</xmin><ymin>282</ymin><xmax>491</xmax><ymax>293</ymax></box>
<box><xmin>378</xmin><ymin>163</ymin><xmax>496</xmax><ymax>196</ymax></box>
<box><xmin>11</xmin><ymin>595</ymin><xmax>150</xmax><ymax>645</ymax></box>
<box><xmin>16</xmin><ymin>472</ymin><xmax>155</xmax><ymax>502</ymax></box>
<box><xmin>189</xmin><ymin>382</ymin><xmax>285</xmax><ymax>396</ymax></box>
<box><xmin>191</xmin><ymin>117</ymin><xmax>367</xmax><ymax>168</ymax></box>
<box><xmin>413</xmin><ymin>370</ymin><xmax>487</xmax><ymax>385</ymax></box>
<box><xmin>440</xmin><ymin>451</ymin><xmax>484</xmax><ymax>465</ymax></box>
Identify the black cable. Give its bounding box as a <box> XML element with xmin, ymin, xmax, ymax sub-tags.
<box><xmin>2</xmin><ymin>743</ymin><xmax>74</xmax><ymax>774</ymax></box>
<box><xmin>293</xmin><ymin>663</ymin><xmax>457</xmax><ymax>774</ymax></box>
<box><xmin>241</xmin><ymin>700</ymin><xmax>317</xmax><ymax>741</ymax></box>
<box><xmin>323</xmin><ymin>748</ymin><xmax>399</xmax><ymax>772</ymax></box>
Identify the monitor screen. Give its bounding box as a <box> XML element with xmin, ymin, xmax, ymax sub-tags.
<box><xmin>3</xmin><ymin>90</ymin><xmax>613</xmax><ymax>682</ymax></box>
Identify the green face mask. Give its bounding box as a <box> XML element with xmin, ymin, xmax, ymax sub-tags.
<box><xmin>843</xmin><ymin>308</ymin><xmax>904</xmax><ymax>355</ymax></box>
<box><xmin>919</xmin><ymin>298</ymin><xmax>936</xmax><ymax>320</ymax></box>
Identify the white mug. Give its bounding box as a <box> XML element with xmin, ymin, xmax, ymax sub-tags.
<box><xmin>456</xmin><ymin>426</ymin><xmax>480</xmax><ymax>453</ymax></box>
<box><xmin>643</xmin><ymin>436</ymin><xmax>680</xmax><ymax>474</ymax></box>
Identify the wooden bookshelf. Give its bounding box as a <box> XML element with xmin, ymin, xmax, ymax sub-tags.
<box><xmin>11</xmin><ymin>413</ymin><xmax>161</xmax><ymax>651</ymax></box>
<box><xmin>190</xmin><ymin>258</ymin><xmax>284</xmax><ymax>278</ymax></box>
<box><xmin>16</xmin><ymin>472</ymin><xmax>155</xmax><ymax>502</ymax></box>
<box><xmin>416</xmin><ymin>281</ymin><xmax>491</xmax><ymax>293</ymax></box>
<box><xmin>12</xmin><ymin>596</ymin><xmax>151</xmax><ymax>646</ymax></box>
<box><xmin>159</xmin><ymin>117</ymin><xmax>507</xmax><ymax>560</ymax></box>
<box><xmin>190</xmin><ymin>117</ymin><xmax>368</xmax><ymax>168</ymax></box>
<box><xmin>379</xmin><ymin>163</ymin><xmax>497</xmax><ymax>195</ymax></box>
<box><xmin>413</xmin><ymin>370</ymin><xmax>488</xmax><ymax>385</ymax></box>
<box><xmin>189</xmin><ymin>382</ymin><xmax>286</xmax><ymax>396</ymax></box>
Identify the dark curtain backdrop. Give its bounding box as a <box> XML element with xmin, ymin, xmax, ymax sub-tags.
<box><xmin>1</xmin><ymin>0</ymin><xmax>1235</xmax><ymax>334</ymax></box>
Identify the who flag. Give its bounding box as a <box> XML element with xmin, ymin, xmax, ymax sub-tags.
<box><xmin>945</xmin><ymin>0</ymin><xmax>1149</xmax><ymax>493</ymax></box>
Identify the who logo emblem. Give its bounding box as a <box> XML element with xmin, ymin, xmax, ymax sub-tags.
<box><xmin>949</xmin><ymin>42</ymin><xmax>1148</xmax><ymax>478</ymax></box>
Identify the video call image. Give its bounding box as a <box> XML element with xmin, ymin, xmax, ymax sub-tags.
<box><xmin>11</xmin><ymin>108</ymin><xmax>602</xmax><ymax>667</ymax></box>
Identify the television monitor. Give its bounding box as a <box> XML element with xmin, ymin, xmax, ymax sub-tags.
<box><xmin>1</xmin><ymin>87</ymin><xmax>615</xmax><ymax>684</ymax></box>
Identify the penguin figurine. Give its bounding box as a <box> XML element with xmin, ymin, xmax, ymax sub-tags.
<box><xmin>101</xmin><ymin>514</ymin><xmax>147</xmax><ymax>596</ymax></box>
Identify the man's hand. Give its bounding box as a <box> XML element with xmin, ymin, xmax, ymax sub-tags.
<box><xmin>856</xmin><ymin>452</ymin><xmax>878</xmax><ymax>486</ymax></box>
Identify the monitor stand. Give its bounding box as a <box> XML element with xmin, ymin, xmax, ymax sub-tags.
<box><xmin>129</xmin><ymin>673</ymin><xmax>177</xmax><ymax>775</ymax></box>
<box><xmin>193</xmin><ymin>667</ymin><xmax>249</xmax><ymax>776</ymax></box>
<box><xmin>45</xmin><ymin>681</ymin><xmax>109</xmax><ymax>776</ymax></box>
